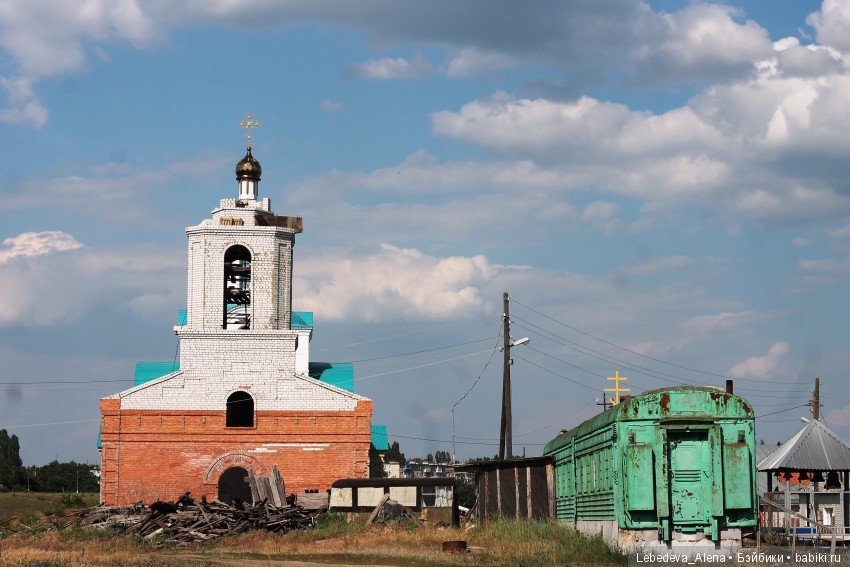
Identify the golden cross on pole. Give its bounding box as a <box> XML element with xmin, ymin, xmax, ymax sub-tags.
<box><xmin>604</xmin><ymin>370</ymin><xmax>631</xmax><ymax>405</ymax></box>
<box><xmin>239</xmin><ymin>113</ymin><xmax>261</xmax><ymax>148</ymax></box>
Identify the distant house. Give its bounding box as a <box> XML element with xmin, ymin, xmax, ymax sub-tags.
<box><xmin>758</xmin><ymin>419</ymin><xmax>850</xmax><ymax>533</ymax></box>
<box><xmin>405</xmin><ymin>461</ymin><xmax>448</xmax><ymax>478</ymax></box>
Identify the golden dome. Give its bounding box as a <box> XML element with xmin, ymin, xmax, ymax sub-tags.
<box><xmin>235</xmin><ymin>147</ymin><xmax>262</xmax><ymax>180</ymax></box>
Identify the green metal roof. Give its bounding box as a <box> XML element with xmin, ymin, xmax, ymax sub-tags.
<box><xmin>291</xmin><ymin>311</ymin><xmax>314</xmax><ymax>328</ymax></box>
<box><xmin>544</xmin><ymin>386</ymin><xmax>754</xmax><ymax>455</ymax></box>
<box><xmin>309</xmin><ymin>362</ymin><xmax>354</xmax><ymax>392</ymax></box>
<box><xmin>371</xmin><ymin>424</ymin><xmax>389</xmax><ymax>451</ymax></box>
<box><xmin>134</xmin><ymin>361</ymin><xmax>179</xmax><ymax>386</ymax></box>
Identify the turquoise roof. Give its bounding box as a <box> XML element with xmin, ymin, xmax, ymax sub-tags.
<box><xmin>176</xmin><ymin>309</ymin><xmax>187</xmax><ymax>326</ymax></box>
<box><xmin>371</xmin><ymin>424</ymin><xmax>389</xmax><ymax>451</ymax></box>
<box><xmin>309</xmin><ymin>362</ymin><xmax>354</xmax><ymax>392</ymax></box>
<box><xmin>291</xmin><ymin>311</ymin><xmax>314</xmax><ymax>328</ymax></box>
<box><xmin>134</xmin><ymin>361</ymin><xmax>179</xmax><ymax>386</ymax></box>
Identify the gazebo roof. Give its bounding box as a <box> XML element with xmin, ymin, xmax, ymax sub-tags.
<box><xmin>758</xmin><ymin>418</ymin><xmax>850</xmax><ymax>472</ymax></box>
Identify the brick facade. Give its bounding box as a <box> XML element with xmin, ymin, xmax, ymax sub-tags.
<box><xmin>99</xmin><ymin>149</ymin><xmax>373</xmax><ymax>505</ymax></box>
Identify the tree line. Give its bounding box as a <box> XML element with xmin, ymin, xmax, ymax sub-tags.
<box><xmin>0</xmin><ymin>429</ymin><xmax>99</xmax><ymax>493</ymax></box>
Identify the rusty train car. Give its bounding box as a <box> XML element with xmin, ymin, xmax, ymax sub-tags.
<box><xmin>544</xmin><ymin>386</ymin><xmax>757</xmax><ymax>550</ymax></box>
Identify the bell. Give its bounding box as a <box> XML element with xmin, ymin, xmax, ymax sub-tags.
<box><xmin>825</xmin><ymin>471</ymin><xmax>841</xmax><ymax>490</ymax></box>
<box><xmin>812</xmin><ymin>471</ymin><xmax>825</xmax><ymax>483</ymax></box>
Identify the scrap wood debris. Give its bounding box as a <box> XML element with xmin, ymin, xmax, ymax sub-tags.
<box><xmin>37</xmin><ymin>492</ymin><xmax>323</xmax><ymax>548</ymax></box>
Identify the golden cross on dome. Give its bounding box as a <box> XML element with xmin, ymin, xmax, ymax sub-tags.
<box><xmin>239</xmin><ymin>113</ymin><xmax>261</xmax><ymax>148</ymax></box>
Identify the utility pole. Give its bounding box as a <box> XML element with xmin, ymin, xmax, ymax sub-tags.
<box><xmin>811</xmin><ymin>377</ymin><xmax>821</xmax><ymax>420</ymax></box>
<box><xmin>499</xmin><ymin>292</ymin><xmax>512</xmax><ymax>460</ymax></box>
<box><xmin>596</xmin><ymin>392</ymin><xmax>610</xmax><ymax>412</ymax></box>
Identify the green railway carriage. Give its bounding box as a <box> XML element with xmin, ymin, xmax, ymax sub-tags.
<box><xmin>544</xmin><ymin>386</ymin><xmax>757</xmax><ymax>550</ymax></box>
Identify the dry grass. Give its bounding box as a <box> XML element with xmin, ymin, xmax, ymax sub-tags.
<box><xmin>0</xmin><ymin>531</ymin><xmax>205</xmax><ymax>566</ymax></box>
<box><xmin>198</xmin><ymin>515</ymin><xmax>627</xmax><ymax>566</ymax></box>
<box><xmin>0</xmin><ymin>511</ymin><xmax>626</xmax><ymax>566</ymax></box>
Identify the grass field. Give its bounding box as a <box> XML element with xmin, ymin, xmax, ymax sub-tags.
<box><xmin>0</xmin><ymin>498</ymin><xmax>627</xmax><ymax>567</ymax></box>
<box><xmin>0</xmin><ymin>492</ymin><xmax>99</xmax><ymax>521</ymax></box>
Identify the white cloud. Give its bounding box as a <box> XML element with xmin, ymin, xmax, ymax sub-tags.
<box><xmin>347</xmin><ymin>55</ymin><xmax>434</xmax><ymax>79</ymax></box>
<box><xmin>773</xmin><ymin>40</ymin><xmax>845</xmax><ymax>78</ymax></box>
<box><xmin>294</xmin><ymin>244</ymin><xmax>499</xmax><ymax>322</ymax></box>
<box><xmin>580</xmin><ymin>201</ymin><xmax>620</xmax><ymax>232</ymax></box>
<box><xmin>807</xmin><ymin>0</ymin><xmax>850</xmax><ymax>53</ymax></box>
<box><xmin>683</xmin><ymin>311</ymin><xmax>769</xmax><ymax>337</ymax></box>
<box><xmin>0</xmin><ymin>241</ymin><xmax>183</xmax><ymax>327</ymax></box>
<box><xmin>431</xmin><ymin>64</ymin><xmax>850</xmax><ymax>227</ymax></box>
<box><xmin>2</xmin><ymin>151</ymin><xmax>230</xmax><ymax>222</ymax></box>
<box><xmin>0</xmin><ymin>231</ymin><xmax>82</xmax><ymax>264</ymax></box>
<box><xmin>444</xmin><ymin>48</ymin><xmax>518</xmax><ymax>78</ymax></box>
<box><xmin>631</xmin><ymin>4</ymin><xmax>773</xmax><ymax>86</ymax></box>
<box><xmin>828</xmin><ymin>224</ymin><xmax>850</xmax><ymax>238</ymax></box>
<box><xmin>0</xmin><ymin>76</ymin><xmax>47</xmax><ymax>128</ymax></box>
<box><xmin>0</xmin><ymin>0</ymin><xmax>156</xmax><ymax>77</ymax></box>
<box><xmin>618</xmin><ymin>255</ymin><xmax>696</xmax><ymax>277</ymax></box>
<box><xmin>727</xmin><ymin>341</ymin><xmax>790</xmax><ymax>379</ymax></box>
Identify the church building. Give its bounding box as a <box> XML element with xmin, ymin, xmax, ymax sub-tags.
<box><xmin>99</xmin><ymin>120</ymin><xmax>374</xmax><ymax>505</ymax></box>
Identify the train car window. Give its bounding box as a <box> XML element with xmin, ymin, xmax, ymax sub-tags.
<box><xmin>389</xmin><ymin>486</ymin><xmax>417</xmax><ymax>506</ymax></box>
<box><xmin>434</xmin><ymin>486</ymin><xmax>453</xmax><ymax>507</ymax></box>
<box><xmin>357</xmin><ymin>487</ymin><xmax>384</xmax><ymax>507</ymax></box>
<box><xmin>329</xmin><ymin>487</ymin><xmax>352</xmax><ymax>508</ymax></box>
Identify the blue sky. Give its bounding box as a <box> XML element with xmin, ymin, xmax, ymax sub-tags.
<box><xmin>1</xmin><ymin>0</ymin><xmax>849</xmax><ymax>466</ymax></box>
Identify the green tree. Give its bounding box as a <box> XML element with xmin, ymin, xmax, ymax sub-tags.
<box><xmin>456</xmin><ymin>479</ymin><xmax>476</xmax><ymax>508</ymax></box>
<box><xmin>32</xmin><ymin>461</ymin><xmax>99</xmax><ymax>493</ymax></box>
<box><xmin>0</xmin><ymin>429</ymin><xmax>24</xmax><ymax>490</ymax></box>
<box><xmin>384</xmin><ymin>440</ymin><xmax>406</xmax><ymax>465</ymax></box>
<box><xmin>434</xmin><ymin>450</ymin><xmax>452</xmax><ymax>464</ymax></box>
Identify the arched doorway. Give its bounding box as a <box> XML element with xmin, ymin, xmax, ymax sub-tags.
<box><xmin>218</xmin><ymin>466</ymin><xmax>251</xmax><ymax>504</ymax></box>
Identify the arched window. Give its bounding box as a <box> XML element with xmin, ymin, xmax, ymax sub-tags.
<box><xmin>226</xmin><ymin>391</ymin><xmax>254</xmax><ymax>427</ymax></box>
<box><xmin>224</xmin><ymin>245</ymin><xmax>251</xmax><ymax>329</ymax></box>
<box><xmin>218</xmin><ymin>466</ymin><xmax>251</xmax><ymax>504</ymax></box>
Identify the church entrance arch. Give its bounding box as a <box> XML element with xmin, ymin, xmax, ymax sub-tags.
<box><xmin>218</xmin><ymin>466</ymin><xmax>251</xmax><ymax>504</ymax></box>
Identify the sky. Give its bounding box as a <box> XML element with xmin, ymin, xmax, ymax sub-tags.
<box><xmin>1</xmin><ymin>0</ymin><xmax>849</xmax><ymax>466</ymax></box>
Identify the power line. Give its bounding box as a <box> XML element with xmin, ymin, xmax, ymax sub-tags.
<box><xmin>511</xmin><ymin>298</ymin><xmax>807</xmax><ymax>385</ymax></box>
<box><xmin>348</xmin><ymin>337</ymin><xmax>494</xmax><ymax>363</ymax></box>
<box><xmin>391</xmin><ymin>433</ymin><xmax>547</xmax><ymax>447</ymax></box>
<box><xmin>324</xmin><ymin>320</ymin><xmax>474</xmax><ymax>351</ymax></box>
<box><xmin>512</xmin><ymin>317</ymin><xmax>811</xmax><ymax>397</ymax></box>
<box><xmin>0</xmin><ymin>378</ymin><xmax>133</xmax><ymax>386</ymax></box>
<box><xmin>355</xmin><ymin>349</ymin><xmax>492</xmax><ymax>382</ymax></box>
<box><xmin>512</xmin><ymin>353</ymin><xmax>600</xmax><ymax>391</ymax></box>
<box><xmin>0</xmin><ymin>418</ymin><xmax>101</xmax><ymax>429</ymax></box>
<box><xmin>755</xmin><ymin>404</ymin><xmax>810</xmax><ymax>419</ymax></box>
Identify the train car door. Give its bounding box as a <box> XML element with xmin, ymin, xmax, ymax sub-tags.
<box><xmin>667</xmin><ymin>430</ymin><xmax>711</xmax><ymax>529</ymax></box>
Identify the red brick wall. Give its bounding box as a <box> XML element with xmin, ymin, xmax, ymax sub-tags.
<box><xmin>99</xmin><ymin>398</ymin><xmax>372</xmax><ymax>505</ymax></box>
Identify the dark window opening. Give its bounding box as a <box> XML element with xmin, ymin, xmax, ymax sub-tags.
<box><xmin>218</xmin><ymin>466</ymin><xmax>251</xmax><ymax>504</ymax></box>
<box><xmin>224</xmin><ymin>245</ymin><xmax>251</xmax><ymax>329</ymax></box>
<box><xmin>226</xmin><ymin>391</ymin><xmax>254</xmax><ymax>427</ymax></box>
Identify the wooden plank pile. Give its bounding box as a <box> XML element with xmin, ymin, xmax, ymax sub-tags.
<box><xmin>246</xmin><ymin>465</ymin><xmax>286</xmax><ymax>506</ymax></box>
<box><xmin>60</xmin><ymin>493</ymin><xmax>321</xmax><ymax>548</ymax></box>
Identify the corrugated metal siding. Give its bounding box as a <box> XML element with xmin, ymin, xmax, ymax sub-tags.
<box><xmin>759</xmin><ymin>420</ymin><xmax>850</xmax><ymax>471</ymax></box>
<box><xmin>309</xmin><ymin>362</ymin><xmax>354</xmax><ymax>392</ymax></box>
